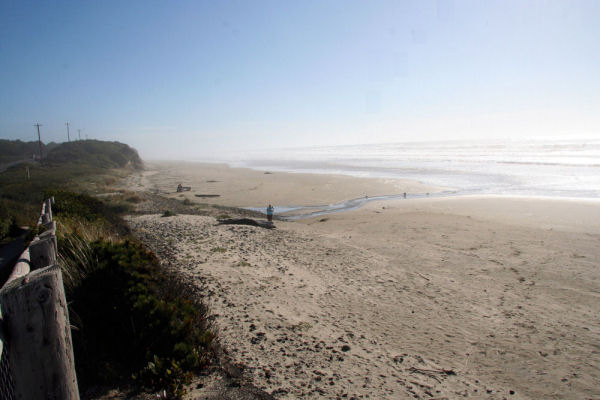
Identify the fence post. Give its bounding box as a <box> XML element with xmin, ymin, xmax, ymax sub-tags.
<box><xmin>0</xmin><ymin>265</ymin><xmax>79</xmax><ymax>399</ymax></box>
<box><xmin>29</xmin><ymin>225</ymin><xmax>57</xmax><ymax>270</ymax></box>
<box><xmin>38</xmin><ymin>203</ymin><xmax>47</xmax><ymax>225</ymax></box>
<box><xmin>45</xmin><ymin>199</ymin><xmax>52</xmax><ymax>222</ymax></box>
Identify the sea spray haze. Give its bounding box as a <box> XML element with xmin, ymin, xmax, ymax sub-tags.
<box><xmin>205</xmin><ymin>138</ymin><xmax>600</xmax><ymax>199</ymax></box>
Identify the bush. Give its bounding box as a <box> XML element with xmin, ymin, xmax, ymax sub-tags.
<box><xmin>51</xmin><ymin>193</ymin><xmax>215</xmax><ymax>397</ymax></box>
<box><xmin>0</xmin><ymin>139</ymin><xmax>141</xmax><ymax>241</ymax></box>
<box><xmin>46</xmin><ymin>190</ymin><xmax>104</xmax><ymax>221</ymax></box>
<box><xmin>0</xmin><ymin>199</ymin><xmax>38</xmax><ymax>241</ymax></box>
<box><xmin>45</xmin><ymin>140</ymin><xmax>143</xmax><ymax>170</ymax></box>
<box><xmin>161</xmin><ymin>210</ymin><xmax>176</xmax><ymax>217</ymax></box>
<box><xmin>65</xmin><ymin>239</ymin><xmax>215</xmax><ymax>396</ymax></box>
<box><xmin>46</xmin><ymin>190</ymin><xmax>130</xmax><ymax>235</ymax></box>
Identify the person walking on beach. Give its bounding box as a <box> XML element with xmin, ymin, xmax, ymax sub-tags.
<box><xmin>266</xmin><ymin>204</ymin><xmax>274</xmax><ymax>222</ymax></box>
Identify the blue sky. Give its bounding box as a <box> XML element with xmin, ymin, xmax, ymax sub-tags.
<box><xmin>1</xmin><ymin>0</ymin><xmax>599</xmax><ymax>159</ymax></box>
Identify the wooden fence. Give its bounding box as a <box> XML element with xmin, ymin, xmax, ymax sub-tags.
<box><xmin>0</xmin><ymin>198</ymin><xmax>79</xmax><ymax>399</ymax></box>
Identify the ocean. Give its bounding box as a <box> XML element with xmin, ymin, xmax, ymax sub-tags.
<box><xmin>205</xmin><ymin>138</ymin><xmax>600</xmax><ymax>200</ymax></box>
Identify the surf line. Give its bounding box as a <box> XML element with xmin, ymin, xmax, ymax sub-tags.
<box><xmin>244</xmin><ymin>190</ymin><xmax>463</xmax><ymax>221</ymax></box>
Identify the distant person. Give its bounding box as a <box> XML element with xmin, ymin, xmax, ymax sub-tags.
<box><xmin>266</xmin><ymin>204</ymin><xmax>274</xmax><ymax>222</ymax></box>
<box><xmin>403</xmin><ymin>192</ymin><xmax>406</xmax><ymax>199</ymax></box>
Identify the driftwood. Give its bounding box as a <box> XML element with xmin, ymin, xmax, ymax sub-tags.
<box><xmin>415</xmin><ymin>272</ymin><xmax>430</xmax><ymax>281</ymax></box>
<box><xmin>217</xmin><ymin>218</ymin><xmax>275</xmax><ymax>229</ymax></box>
<box><xmin>195</xmin><ymin>194</ymin><xmax>220</xmax><ymax>198</ymax></box>
<box><xmin>407</xmin><ymin>366</ymin><xmax>455</xmax><ymax>384</ymax></box>
<box><xmin>407</xmin><ymin>367</ymin><xmax>456</xmax><ymax>375</ymax></box>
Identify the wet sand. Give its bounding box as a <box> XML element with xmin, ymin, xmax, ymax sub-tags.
<box><xmin>126</xmin><ymin>161</ymin><xmax>600</xmax><ymax>399</ymax></box>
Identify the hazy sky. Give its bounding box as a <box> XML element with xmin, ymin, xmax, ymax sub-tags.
<box><xmin>1</xmin><ymin>0</ymin><xmax>599</xmax><ymax>159</ymax></box>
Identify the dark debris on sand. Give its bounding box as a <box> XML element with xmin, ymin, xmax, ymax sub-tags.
<box><xmin>132</xmin><ymin>192</ymin><xmax>265</xmax><ymax>220</ymax></box>
<box><xmin>217</xmin><ymin>218</ymin><xmax>275</xmax><ymax>229</ymax></box>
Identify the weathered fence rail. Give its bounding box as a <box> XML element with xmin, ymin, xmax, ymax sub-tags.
<box><xmin>0</xmin><ymin>198</ymin><xmax>79</xmax><ymax>399</ymax></box>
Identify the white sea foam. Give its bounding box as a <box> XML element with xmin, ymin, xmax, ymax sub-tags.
<box><xmin>199</xmin><ymin>138</ymin><xmax>600</xmax><ymax>199</ymax></box>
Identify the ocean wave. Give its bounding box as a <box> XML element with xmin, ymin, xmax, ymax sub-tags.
<box><xmin>211</xmin><ymin>138</ymin><xmax>600</xmax><ymax>199</ymax></box>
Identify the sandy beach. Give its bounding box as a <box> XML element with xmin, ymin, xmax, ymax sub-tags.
<box><xmin>126</xmin><ymin>161</ymin><xmax>600</xmax><ymax>399</ymax></box>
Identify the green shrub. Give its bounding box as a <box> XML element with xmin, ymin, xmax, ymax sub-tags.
<box><xmin>46</xmin><ymin>190</ymin><xmax>130</xmax><ymax>235</ymax></box>
<box><xmin>45</xmin><ymin>140</ymin><xmax>143</xmax><ymax>170</ymax></box>
<box><xmin>162</xmin><ymin>210</ymin><xmax>176</xmax><ymax>217</ymax></box>
<box><xmin>0</xmin><ymin>139</ymin><xmax>48</xmax><ymax>163</ymax></box>
<box><xmin>46</xmin><ymin>190</ymin><xmax>104</xmax><ymax>221</ymax></box>
<box><xmin>65</xmin><ymin>240</ymin><xmax>215</xmax><ymax>396</ymax></box>
<box><xmin>0</xmin><ymin>198</ymin><xmax>38</xmax><ymax>241</ymax></box>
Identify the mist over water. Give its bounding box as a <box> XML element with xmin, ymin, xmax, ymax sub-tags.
<box><xmin>205</xmin><ymin>138</ymin><xmax>600</xmax><ymax>199</ymax></box>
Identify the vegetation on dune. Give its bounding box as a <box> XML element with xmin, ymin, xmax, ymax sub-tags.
<box><xmin>61</xmin><ymin>236</ymin><xmax>215</xmax><ymax>396</ymax></box>
<box><xmin>1</xmin><ymin>139</ymin><xmax>215</xmax><ymax>397</ymax></box>
<box><xmin>0</xmin><ymin>199</ymin><xmax>37</xmax><ymax>242</ymax></box>
<box><xmin>0</xmin><ymin>165</ymin><xmax>129</xmax><ymax>242</ymax></box>
<box><xmin>50</xmin><ymin>183</ymin><xmax>215</xmax><ymax>398</ymax></box>
<box><xmin>50</xmin><ymin>190</ymin><xmax>216</xmax><ymax>398</ymax></box>
<box><xmin>0</xmin><ymin>139</ymin><xmax>57</xmax><ymax>163</ymax></box>
<box><xmin>0</xmin><ymin>139</ymin><xmax>140</xmax><ymax>241</ymax></box>
<box><xmin>46</xmin><ymin>140</ymin><xmax>143</xmax><ymax>170</ymax></box>
<box><xmin>46</xmin><ymin>189</ymin><xmax>131</xmax><ymax>236</ymax></box>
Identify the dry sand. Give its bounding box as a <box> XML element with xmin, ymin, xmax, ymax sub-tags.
<box><xmin>136</xmin><ymin>161</ymin><xmax>440</xmax><ymax>207</ymax></box>
<box><xmin>126</xmin><ymin>161</ymin><xmax>600</xmax><ymax>399</ymax></box>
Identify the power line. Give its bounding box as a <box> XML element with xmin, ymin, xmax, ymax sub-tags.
<box><xmin>65</xmin><ymin>122</ymin><xmax>71</xmax><ymax>142</ymax></box>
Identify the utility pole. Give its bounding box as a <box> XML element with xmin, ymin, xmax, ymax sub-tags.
<box><xmin>78</xmin><ymin>129</ymin><xmax>81</xmax><ymax>140</ymax></box>
<box><xmin>34</xmin><ymin>123</ymin><xmax>43</xmax><ymax>163</ymax></box>
<box><xmin>65</xmin><ymin>122</ymin><xmax>71</xmax><ymax>142</ymax></box>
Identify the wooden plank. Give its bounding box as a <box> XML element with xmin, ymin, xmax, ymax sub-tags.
<box><xmin>0</xmin><ymin>264</ymin><xmax>79</xmax><ymax>399</ymax></box>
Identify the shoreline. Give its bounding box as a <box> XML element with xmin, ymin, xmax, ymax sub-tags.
<box><xmin>147</xmin><ymin>158</ymin><xmax>600</xmax><ymax>201</ymax></box>
<box><xmin>124</xmin><ymin>161</ymin><xmax>600</xmax><ymax>399</ymax></box>
<box><xmin>145</xmin><ymin>160</ymin><xmax>600</xmax><ymax>225</ymax></box>
<box><xmin>249</xmin><ymin>193</ymin><xmax>600</xmax><ymax>222</ymax></box>
<box><xmin>149</xmin><ymin>146</ymin><xmax>600</xmax><ymax>200</ymax></box>
<box><xmin>141</xmin><ymin>160</ymin><xmax>444</xmax><ymax>208</ymax></box>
